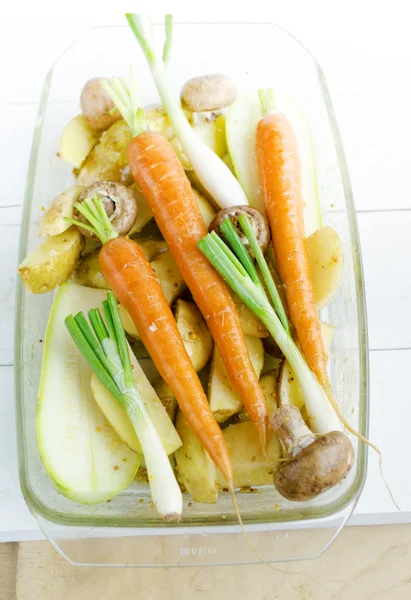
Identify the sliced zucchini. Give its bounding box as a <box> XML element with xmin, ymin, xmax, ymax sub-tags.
<box><xmin>37</xmin><ymin>282</ymin><xmax>140</xmax><ymax>504</ymax></box>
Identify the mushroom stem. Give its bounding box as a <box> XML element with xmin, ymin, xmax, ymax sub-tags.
<box><xmin>271</xmin><ymin>405</ymin><xmax>354</xmax><ymax>502</ymax></box>
<box><xmin>271</xmin><ymin>405</ymin><xmax>316</xmax><ymax>458</ymax></box>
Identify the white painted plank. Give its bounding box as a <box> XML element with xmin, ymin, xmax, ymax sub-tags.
<box><xmin>0</xmin><ymin>224</ymin><xmax>19</xmax><ymax>365</ymax></box>
<box><xmin>0</xmin><ymin>105</ymin><xmax>38</xmax><ymax>208</ymax></box>
<box><xmin>0</xmin><ymin>205</ymin><xmax>23</xmax><ymax>226</ymax></box>
<box><xmin>358</xmin><ymin>211</ymin><xmax>411</xmax><ymax>350</ymax></box>
<box><xmin>0</xmin><ymin>366</ymin><xmax>39</xmax><ymax>540</ymax></box>
<box><xmin>354</xmin><ymin>349</ymin><xmax>411</xmax><ymax>521</ymax></box>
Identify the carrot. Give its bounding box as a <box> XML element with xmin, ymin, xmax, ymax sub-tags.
<box><xmin>127</xmin><ymin>130</ymin><xmax>268</xmax><ymax>446</ymax></box>
<box><xmin>256</xmin><ymin>112</ymin><xmax>329</xmax><ymax>391</ymax></box>
<box><xmin>99</xmin><ymin>236</ymin><xmax>233</xmax><ymax>484</ymax></box>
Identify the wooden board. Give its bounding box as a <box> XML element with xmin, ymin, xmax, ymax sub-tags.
<box><xmin>5</xmin><ymin>525</ymin><xmax>411</xmax><ymax>600</ymax></box>
<box><xmin>0</xmin><ymin>543</ymin><xmax>17</xmax><ymax>600</ymax></box>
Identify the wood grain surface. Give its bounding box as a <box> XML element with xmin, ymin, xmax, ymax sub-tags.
<box><xmin>0</xmin><ymin>525</ymin><xmax>410</xmax><ymax>600</ymax></box>
<box><xmin>0</xmin><ymin>543</ymin><xmax>17</xmax><ymax>600</ymax></box>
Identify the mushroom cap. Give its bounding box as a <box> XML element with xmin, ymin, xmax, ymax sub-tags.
<box><xmin>75</xmin><ymin>181</ymin><xmax>138</xmax><ymax>240</ymax></box>
<box><xmin>208</xmin><ymin>206</ymin><xmax>270</xmax><ymax>258</ymax></box>
<box><xmin>273</xmin><ymin>431</ymin><xmax>354</xmax><ymax>502</ymax></box>
<box><xmin>181</xmin><ymin>74</ymin><xmax>237</xmax><ymax>112</ymax></box>
<box><xmin>80</xmin><ymin>78</ymin><xmax>122</xmax><ymax>131</ymax></box>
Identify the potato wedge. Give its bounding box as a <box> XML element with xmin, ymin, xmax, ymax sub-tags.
<box><xmin>77</xmin><ymin>108</ymin><xmax>175</xmax><ymax>187</ymax></box>
<box><xmin>169</xmin><ymin>137</ymin><xmax>191</xmax><ymax>170</ymax></box>
<box><xmin>192</xmin><ymin>188</ymin><xmax>216</xmax><ymax>229</ymax></box>
<box><xmin>217</xmin><ymin>421</ymin><xmax>281</xmax><ymax>488</ymax></box>
<box><xmin>128</xmin><ymin>183</ymin><xmax>154</xmax><ymax>235</ymax></box>
<box><xmin>231</xmin><ymin>293</ymin><xmax>268</xmax><ymax>338</ymax></box>
<box><xmin>39</xmin><ymin>186</ymin><xmax>85</xmax><ymax>237</ymax></box>
<box><xmin>279</xmin><ymin>322</ymin><xmax>334</xmax><ymax>410</ymax></box>
<box><xmin>118</xmin><ymin>303</ymin><xmax>139</xmax><ymax>338</ymax></box>
<box><xmin>260</xmin><ymin>370</ymin><xmax>278</xmax><ymax>416</ymax></box>
<box><xmin>134</xmin><ymin>239</ymin><xmax>168</xmax><ymax>262</ymax></box>
<box><xmin>18</xmin><ymin>227</ymin><xmax>84</xmax><ymax>294</ymax></box>
<box><xmin>58</xmin><ymin>115</ymin><xmax>99</xmax><ymax>168</ymax></box>
<box><xmin>73</xmin><ymin>251</ymin><xmax>109</xmax><ymax>289</ymax></box>
<box><xmin>152</xmin><ymin>378</ymin><xmax>178</xmax><ymax>422</ymax></box>
<box><xmin>91</xmin><ymin>344</ymin><xmax>181</xmax><ymax>456</ymax></box>
<box><xmin>209</xmin><ymin>336</ymin><xmax>264</xmax><ymax>423</ymax></box>
<box><xmin>145</xmin><ymin>107</ymin><xmax>174</xmax><ymax>139</ymax></box>
<box><xmin>77</xmin><ymin>119</ymin><xmax>133</xmax><ymax>186</ymax></box>
<box><xmin>175</xmin><ymin>410</ymin><xmax>218</xmax><ymax>503</ymax></box>
<box><xmin>307</xmin><ymin>226</ymin><xmax>343</xmax><ymax>308</ymax></box>
<box><xmin>150</xmin><ymin>249</ymin><xmax>186</xmax><ymax>305</ymax></box>
<box><xmin>175</xmin><ymin>300</ymin><xmax>213</xmax><ymax>372</ymax></box>
<box><xmin>235</xmin><ymin>369</ymin><xmax>278</xmax><ymax>423</ymax></box>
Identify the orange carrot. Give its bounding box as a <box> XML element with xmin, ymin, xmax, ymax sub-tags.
<box><xmin>99</xmin><ymin>236</ymin><xmax>233</xmax><ymax>485</ymax></box>
<box><xmin>127</xmin><ymin>130</ymin><xmax>268</xmax><ymax>446</ymax></box>
<box><xmin>256</xmin><ymin>113</ymin><xmax>329</xmax><ymax>390</ymax></box>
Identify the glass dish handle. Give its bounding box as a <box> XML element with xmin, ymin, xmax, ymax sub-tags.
<box><xmin>33</xmin><ymin>498</ymin><xmax>357</xmax><ymax>567</ymax></box>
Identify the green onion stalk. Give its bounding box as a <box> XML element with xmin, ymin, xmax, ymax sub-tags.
<box><xmin>65</xmin><ymin>292</ymin><xmax>183</xmax><ymax>522</ymax></box>
<box><xmin>198</xmin><ymin>215</ymin><xmax>342</xmax><ymax>435</ymax></box>
<box><xmin>122</xmin><ymin>12</ymin><xmax>248</xmax><ymax>210</ymax></box>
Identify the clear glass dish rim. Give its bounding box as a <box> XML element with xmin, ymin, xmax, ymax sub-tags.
<box><xmin>14</xmin><ymin>21</ymin><xmax>370</xmax><ymax>530</ymax></box>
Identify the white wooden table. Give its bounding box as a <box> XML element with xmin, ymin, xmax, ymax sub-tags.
<box><xmin>1</xmin><ymin>2</ymin><xmax>410</xmax><ymax>541</ymax></box>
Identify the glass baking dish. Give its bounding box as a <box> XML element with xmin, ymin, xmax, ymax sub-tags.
<box><xmin>15</xmin><ymin>21</ymin><xmax>369</xmax><ymax>567</ymax></box>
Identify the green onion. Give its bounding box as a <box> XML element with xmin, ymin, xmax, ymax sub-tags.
<box><xmin>65</xmin><ymin>292</ymin><xmax>182</xmax><ymax>522</ymax></box>
<box><xmin>219</xmin><ymin>220</ymin><xmax>260</xmax><ymax>285</ymax></box>
<box><xmin>100</xmin><ymin>68</ymin><xmax>148</xmax><ymax>138</ymax></box>
<box><xmin>124</xmin><ymin>12</ymin><xmax>248</xmax><ymax>210</ymax></box>
<box><xmin>162</xmin><ymin>14</ymin><xmax>173</xmax><ymax>66</ymax></box>
<box><xmin>197</xmin><ymin>222</ymin><xmax>342</xmax><ymax>435</ymax></box>
<box><xmin>238</xmin><ymin>214</ymin><xmax>290</xmax><ymax>333</ymax></box>
<box><xmin>65</xmin><ymin>194</ymin><xmax>118</xmax><ymax>244</ymax></box>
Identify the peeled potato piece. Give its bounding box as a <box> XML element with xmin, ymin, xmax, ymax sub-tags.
<box><xmin>77</xmin><ymin>119</ymin><xmax>133</xmax><ymax>186</ymax></box>
<box><xmin>217</xmin><ymin>421</ymin><xmax>281</xmax><ymax>489</ymax></box>
<box><xmin>235</xmin><ymin>369</ymin><xmax>278</xmax><ymax>424</ymax></box>
<box><xmin>307</xmin><ymin>226</ymin><xmax>343</xmax><ymax>308</ymax></box>
<box><xmin>209</xmin><ymin>336</ymin><xmax>264</xmax><ymax>423</ymax></box>
<box><xmin>232</xmin><ymin>293</ymin><xmax>268</xmax><ymax>338</ymax></box>
<box><xmin>77</xmin><ymin>108</ymin><xmax>173</xmax><ymax>187</ymax></box>
<box><xmin>58</xmin><ymin>115</ymin><xmax>99</xmax><ymax>168</ymax></box>
<box><xmin>192</xmin><ymin>188</ymin><xmax>216</xmax><ymax>229</ymax></box>
<box><xmin>151</xmin><ymin>249</ymin><xmax>186</xmax><ymax>305</ymax></box>
<box><xmin>128</xmin><ymin>184</ymin><xmax>154</xmax><ymax>235</ymax></box>
<box><xmin>18</xmin><ymin>227</ymin><xmax>84</xmax><ymax>294</ymax></box>
<box><xmin>175</xmin><ymin>410</ymin><xmax>218</xmax><ymax>504</ymax></box>
<box><xmin>39</xmin><ymin>186</ymin><xmax>85</xmax><ymax>237</ymax></box>
<box><xmin>152</xmin><ymin>378</ymin><xmax>179</xmax><ymax>422</ymax></box>
<box><xmin>73</xmin><ymin>251</ymin><xmax>108</xmax><ymax>289</ymax></box>
<box><xmin>174</xmin><ymin>300</ymin><xmax>213</xmax><ymax>372</ymax></box>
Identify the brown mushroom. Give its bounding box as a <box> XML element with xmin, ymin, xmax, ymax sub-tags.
<box><xmin>208</xmin><ymin>206</ymin><xmax>270</xmax><ymax>258</ymax></box>
<box><xmin>74</xmin><ymin>181</ymin><xmax>138</xmax><ymax>240</ymax></box>
<box><xmin>80</xmin><ymin>78</ymin><xmax>122</xmax><ymax>131</ymax></box>
<box><xmin>271</xmin><ymin>405</ymin><xmax>354</xmax><ymax>502</ymax></box>
<box><xmin>181</xmin><ymin>74</ymin><xmax>237</xmax><ymax>112</ymax></box>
